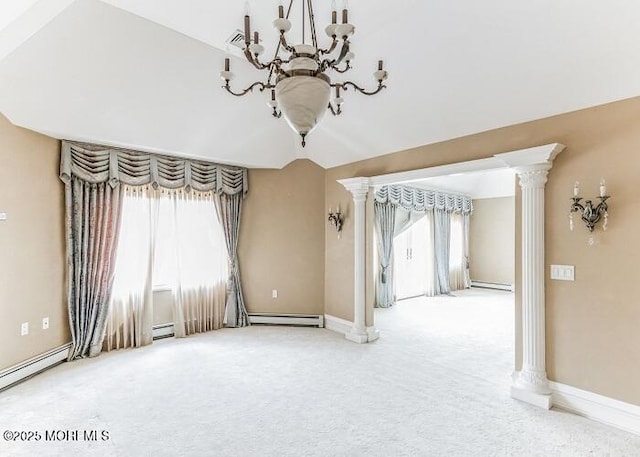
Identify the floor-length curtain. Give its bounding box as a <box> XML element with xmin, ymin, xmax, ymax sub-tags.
<box><xmin>463</xmin><ymin>213</ymin><xmax>470</xmax><ymax>286</ymax></box>
<box><xmin>433</xmin><ymin>209</ymin><xmax>451</xmax><ymax>295</ymax></box>
<box><xmin>214</xmin><ymin>192</ymin><xmax>249</xmax><ymax>328</ymax></box>
<box><xmin>374</xmin><ymin>202</ymin><xmax>397</xmax><ymax>308</ymax></box>
<box><xmin>65</xmin><ymin>177</ymin><xmax>123</xmax><ymax>360</ymax></box>
<box><xmin>165</xmin><ymin>190</ymin><xmax>228</xmax><ymax>337</ymax></box>
<box><xmin>423</xmin><ymin>211</ymin><xmax>437</xmax><ymax>297</ymax></box>
<box><xmin>104</xmin><ymin>185</ymin><xmax>157</xmax><ymax>351</ymax></box>
<box><xmin>449</xmin><ymin>211</ymin><xmax>470</xmax><ymax>291</ymax></box>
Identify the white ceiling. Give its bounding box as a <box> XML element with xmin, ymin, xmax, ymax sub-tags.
<box><xmin>410</xmin><ymin>169</ymin><xmax>516</xmax><ymax>200</ymax></box>
<box><xmin>1</xmin><ymin>0</ymin><xmax>640</xmax><ymax>168</ymax></box>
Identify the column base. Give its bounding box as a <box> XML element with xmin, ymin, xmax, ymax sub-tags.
<box><xmin>511</xmin><ymin>370</ymin><xmax>552</xmax><ymax>409</ymax></box>
<box><xmin>511</xmin><ymin>385</ymin><xmax>552</xmax><ymax>409</ymax></box>
<box><xmin>345</xmin><ymin>331</ymin><xmax>368</xmax><ymax>344</ymax></box>
<box><xmin>345</xmin><ymin>326</ymin><xmax>379</xmax><ymax>344</ymax></box>
<box><xmin>367</xmin><ymin>327</ymin><xmax>380</xmax><ymax>342</ymax></box>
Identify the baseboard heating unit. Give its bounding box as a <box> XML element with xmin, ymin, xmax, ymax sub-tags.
<box><xmin>471</xmin><ymin>281</ymin><xmax>514</xmax><ymax>292</ymax></box>
<box><xmin>248</xmin><ymin>313</ymin><xmax>324</xmax><ymax>327</ymax></box>
<box><xmin>0</xmin><ymin>343</ymin><xmax>71</xmax><ymax>392</ymax></box>
<box><xmin>153</xmin><ymin>323</ymin><xmax>175</xmax><ymax>340</ymax></box>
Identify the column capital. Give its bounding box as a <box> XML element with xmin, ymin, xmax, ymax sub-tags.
<box><xmin>338</xmin><ymin>177</ymin><xmax>371</xmax><ymax>201</ymax></box>
<box><xmin>515</xmin><ymin>165</ymin><xmax>551</xmax><ymax>189</ymax></box>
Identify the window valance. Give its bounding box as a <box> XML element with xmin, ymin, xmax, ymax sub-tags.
<box><xmin>60</xmin><ymin>141</ymin><xmax>248</xmax><ymax>195</ymax></box>
<box><xmin>375</xmin><ymin>185</ymin><xmax>473</xmax><ymax>215</ymax></box>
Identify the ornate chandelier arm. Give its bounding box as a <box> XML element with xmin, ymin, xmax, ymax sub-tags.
<box><xmin>328</xmin><ymin>102</ymin><xmax>342</xmax><ymax>116</ymax></box>
<box><xmin>331</xmin><ymin>61</ymin><xmax>352</xmax><ymax>73</ymax></box>
<box><xmin>321</xmin><ymin>39</ymin><xmax>354</xmax><ymax>72</ymax></box>
<box><xmin>243</xmin><ymin>52</ymin><xmax>267</xmax><ymax>70</ymax></box>
<box><xmin>279</xmin><ymin>32</ymin><xmax>296</xmax><ymax>54</ymax></box>
<box><xmin>333</xmin><ymin>40</ymin><xmax>351</xmax><ymax>66</ymax></box>
<box><xmin>319</xmin><ymin>37</ymin><xmax>339</xmax><ymax>56</ymax></box>
<box><xmin>222</xmin><ymin>80</ymin><xmax>273</xmax><ymax>97</ymax></box>
<box><xmin>339</xmin><ymin>80</ymin><xmax>387</xmax><ymax>96</ymax></box>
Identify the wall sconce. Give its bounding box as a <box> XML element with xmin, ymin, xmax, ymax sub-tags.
<box><xmin>569</xmin><ymin>179</ymin><xmax>609</xmax><ymax>233</ymax></box>
<box><xmin>328</xmin><ymin>206</ymin><xmax>343</xmax><ymax>233</ymax></box>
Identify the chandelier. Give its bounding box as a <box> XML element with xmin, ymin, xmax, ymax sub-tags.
<box><xmin>220</xmin><ymin>0</ymin><xmax>388</xmax><ymax>147</ymax></box>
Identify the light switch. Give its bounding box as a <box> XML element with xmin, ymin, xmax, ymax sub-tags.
<box><xmin>550</xmin><ymin>265</ymin><xmax>575</xmax><ymax>281</ymax></box>
<box><xmin>0</xmin><ymin>212</ymin><xmax>7</xmax><ymax>221</ymax></box>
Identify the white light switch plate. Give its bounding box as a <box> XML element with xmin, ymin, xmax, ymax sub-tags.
<box><xmin>0</xmin><ymin>212</ymin><xmax>7</xmax><ymax>221</ymax></box>
<box><xmin>550</xmin><ymin>265</ymin><xmax>575</xmax><ymax>281</ymax></box>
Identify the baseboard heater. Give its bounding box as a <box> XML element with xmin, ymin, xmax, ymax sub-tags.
<box><xmin>153</xmin><ymin>323</ymin><xmax>175</xmax><ymax>340</ymax></box>
<box><xmin>471</xmin><ymin>280</ymin><xmax>514</xmax><ymax>292</ymax></box>
<box><xmin>248</xmin><ymin>313</ymin><xmax>324</xmax><ymax>327</ymax></box>
<box><xmin>0</xmin><ymin>343</ymin><xmax>71</xmax><ymax>392</ymax></box>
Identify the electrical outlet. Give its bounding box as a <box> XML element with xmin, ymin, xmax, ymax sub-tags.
<box><xmin>272</xmin><ymin>289</ymin><xmax>278</xmax><ymax>299</ymax></box>
<box><xmin>21</xmin><ymin>322</ymin><xmax>29</xmax><ymax>336</ymax></box>
<box><xmin>42</xmin><ymin>317</ymin><xmax>49</xmax><ymax>330</ymax></box>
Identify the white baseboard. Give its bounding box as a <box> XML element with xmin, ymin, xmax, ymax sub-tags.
<box><xmin>0</xmin><ymin>343</ymin><xmax>71</xmax><ymax>391</ymax></box>
<box><xmin>248</xmin><ymin>313</ymin><xmax>324</xmax><ymax>327</ymax></box>
<box><xmin>550</xmin><ymin>381</ymin><xmax>640</xmax><ymax>436</ymax></box>
<box><xmin>324</xmin><ymin>314</ymin><xmax>379</xmax><ymax>342</ymax></box>
<box><xmin>471</xmin><ymin>280</ymin><xmax>514</xmax><ymax>292</ymax></box>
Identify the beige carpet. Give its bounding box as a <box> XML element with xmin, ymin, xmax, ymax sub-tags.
<box><xmin>1</xmin><ymin>289</ymin><xmax>639</xmax><ymax>456</ymax></box>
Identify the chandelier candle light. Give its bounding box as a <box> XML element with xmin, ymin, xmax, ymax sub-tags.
<box><xmin>220</xmin><ymin>0</ymin><xmax>389</xmax><ymax>146</ymax></box>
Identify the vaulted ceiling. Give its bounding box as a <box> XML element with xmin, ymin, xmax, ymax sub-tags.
<box><xmin>1</xmin><ymin>0</ymin><xmax>639</xmax><ymax>168</ymax></box>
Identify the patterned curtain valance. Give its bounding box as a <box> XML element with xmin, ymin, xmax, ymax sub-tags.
<box><xmin>60</xmin><ymin>141</ymin><xmax>248</xmax><ymax>195</ymax></box>
<box><xmin>375</xmin><ymin>185</ymin><xmax>473</xmax><ymax>215</ymax></box>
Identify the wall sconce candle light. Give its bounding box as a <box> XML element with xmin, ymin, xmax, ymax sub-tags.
<box><xmin>569</xmin><ymin>179</ymin><xmax>609</xmax><ymax>233</ymax></box>
<box><xmin>328</xmin><ymin>206</ymin><xmax>343</xmax><ymax>233</ymax></box>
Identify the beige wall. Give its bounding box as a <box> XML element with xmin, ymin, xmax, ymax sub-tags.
<box><xmin>326</xmin><ymin>95</ymin><xmax>640</xmax><ymax>405</ymax></box>
<box><xmin>469</xmin><ymin>197</ymin><xmax>515</xmax><ymax>285</ymax></box>
<box><xmin>0</xmin><ymin>114</ymin><xmax>68</xmax><ymax>370</ymax></box>
<box><xmin>239</xmin><ymin>159</ymin><xmax>325</xmax><ymax>315</ymax></box>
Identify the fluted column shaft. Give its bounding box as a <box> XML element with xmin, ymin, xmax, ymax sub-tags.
<box><xmin>515</xmin><ymin>164</ymin><xmax>551</xmax><ymax>394</ymax></box>
<box><xmin>338</xmin><ymin>178</ymin><xmax>371</xmax><ymax>344</ymax></box>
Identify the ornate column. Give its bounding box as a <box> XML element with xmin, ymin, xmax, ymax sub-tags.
<box><xmin>495</xmin><ymin>143</ymin><xmax>564</xmax><ymax>409</ymax></box>
<box><xmin>338</xmin><ymin>177</ymin><xmax>371</xmax><ymax>343</ymax></box>
<box><xmin>511</xmin><ymin>164</ymin><xmax>552</xmax><ymax>408</ymax></box>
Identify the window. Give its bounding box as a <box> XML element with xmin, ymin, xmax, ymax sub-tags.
<box><xmin>111</xmin><ymin>188</ymin><xmax>228</xmax><ymax>298</ymax></box>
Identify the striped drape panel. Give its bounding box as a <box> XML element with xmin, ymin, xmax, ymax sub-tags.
<box><xmin>374</xmin><ymin>202</ymin><xmax>397</xmax><ymax>308</ymax></box>
<box><xmin>214</xmin><ymin>193</ymin><xmax>250</xmax><ymax>328</ymax></box>
<box><xmin>66</xmin><ymin>177</ymin><xmax>122</xmax><ymax>360</ymax></box>
<box><xmin>433</xmin><ymin>209</ymin><xmax>452</xmax><ymax>295</ymax></box>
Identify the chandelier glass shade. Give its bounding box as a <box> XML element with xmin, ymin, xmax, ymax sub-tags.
<box><xmin>220</xmin><ymin>0</ymin><xmax>388</xmax><ymax>146</ymax></box>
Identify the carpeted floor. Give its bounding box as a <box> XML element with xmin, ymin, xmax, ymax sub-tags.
<box><xmin>1</xmin><ymin>288</ymin><xmax>640</xmax><ymax>456</ymax></box>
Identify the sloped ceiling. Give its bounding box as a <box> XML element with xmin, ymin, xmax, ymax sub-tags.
<box><xmin>1</xmin><ymin>0</ymin><xmax>640</xmax><ymax>168</ymax></box>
